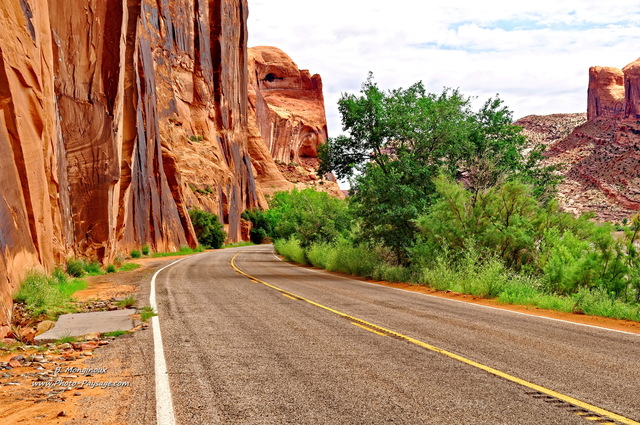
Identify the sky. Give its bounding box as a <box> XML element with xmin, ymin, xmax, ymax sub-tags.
<box><xmin>247</xmin><ymin>0</ymin><xmax>640</xmax><ymax>137</ymax></box>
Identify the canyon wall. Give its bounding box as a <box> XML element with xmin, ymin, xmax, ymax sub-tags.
<box><xmin>247</xmin><ymin>46</ymin><xmax>343</xmax><ymax>198</ymax></box>
<box><xmin>0</xmin><ymin>0</ymin><xmax>264</xmax><ymax>325</ymax></box>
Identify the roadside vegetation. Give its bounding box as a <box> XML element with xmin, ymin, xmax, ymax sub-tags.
<box><xmin>263</xmin><ymin>74</ymin><xmax>640</xmax><ymax>322</ymax></box>
<box><xmin>13</xmin><ymin>254</ymin><xmax>145</xmax><ymax>322</ymax></box>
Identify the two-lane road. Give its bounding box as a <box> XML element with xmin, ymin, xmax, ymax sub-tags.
<box><xmin>153</xmin><ymin>245</ymin><xmax>639</xmax><ymax>424</ymax></box>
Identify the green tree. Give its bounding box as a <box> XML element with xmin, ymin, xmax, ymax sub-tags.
<box><xmin>320</xmin><ymin>74</ymin><xmax>554</xmax><ymax>263</ymax></box>
<box><xmin>265</xmin><ymin>188</ymin><xmax>352</xmax><ymax>247</ymax></box>
<box><xmin>189</xmin><ymin>208</ymin><xmax>226</xmax><ymax>249</ymax></box>
<box><xmin>242</xmin><ymin>208</ymin><xmax>272</xmax><ymax>244</ymax></box>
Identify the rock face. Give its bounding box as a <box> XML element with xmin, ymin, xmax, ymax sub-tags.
<box><xmin>0</xmin><ymin>0</ymin><xmax>265</xmax><ymax>326</ymax></box>
<box><xmin>587</xmin><ymin>67</ymin><xmax>625</xmax><ymax>121</ymax></box>
<box><xmin>623</xmin><ymin>58</ymin><xmax>640</xmax><ymax>119</ymax></box>
<box><xmin>518</xmin><ymin>57</ymin><xmax>640</xmax><ymax>222</ymax></box>
<box><xmin>247</xmin><ymin>46</ymin><xmax>343</xmax><ymax>198</ymax></box>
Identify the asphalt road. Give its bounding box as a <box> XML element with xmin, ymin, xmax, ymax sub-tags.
<box><xmin>154</xmin><ymin>245</ymin><xmax>640</xmax><ymax>425</ymax></box>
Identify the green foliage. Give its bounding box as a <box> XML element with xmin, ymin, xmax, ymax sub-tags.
<box><xmin>249</xmin><ymin>227</ymin><xmax>268</xmax><ymax>244</ymax></box>
<box><xmin>84</xmin><ymin>261</ymin><xmax>103</xmax><ymax>276</ymax></box>
<box><xmin>142</xmin><ymin>244</ymin><xmax>150</xmax><ymax>256</ymax></box>
<box><xmin>56</xmin><ymin>336</ymin><xmax>78</xmax><ymax>344</ymax></box>
<box><xmin>242</xmin><ymin>208</ymin><xmax>272</xmax><ymax>244</ymax></box>
<box><xmin>266</xmin><ymin>188</ymin><xmax>352</xmax><ymax>248</ymax></box>
<box><xmin>66</xmin><ymin>259</ymin><xmax>86</xmax><ymax>278</ymax></box>
<box><xmin>116</xmin><ymin>295</ymin><xmax>136</xmax><ymax>309</ymax></box>
<box><xmin>274</xmin><ymin>237</ymin><xmax>308</xmax><ymax>265</ymax></box>
<box><xmin>140</xmin><ymin>306</ymin><xmax>157</xmax><ymax>322</ymax></box>
<box><xmin>189</xmin><ymin>208</ymin><xmax>226</xmax><ymax>249</ymax></box>
<box><xmin>106</xmin><ymin>264</ymin><xmax>117</xmax><ymax>273</ymax></box>
<box><xmin>320</xmin><ymin>74</ymin><xmax>556</xmax><ymax>263</ymax></box>
<box><xmin>223</xmin><ymin>241</ymin><xmax>254</xmax><ymax>248</ymax></box>
<box><xmin>103</xmin><ymin>330</ymin><xmax>128</xmax><ymax>338</ymax></box>
<box><xmin>130</xmin><ymin>249</ymin><xmax>142</xmax><ymax>259</ymax></box>
<box><xmin>150</xmin><ymin>245</ymin><xmax>205</xmax><ymax>257</ymax></box>
<box><xmin>118</xmin><ymin>263</ymin><xmax>141</xmax><ymax>271</ymax></box>
<box><xmin>14</xmin><ymin>271</ymin><xmax>86</xmax><ymax>318</ymax></box>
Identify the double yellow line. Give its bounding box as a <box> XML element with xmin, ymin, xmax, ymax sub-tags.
<box><xmin>230</xmin><ymin>253</ymin><xmax>638</xmax><ymax>425</ymax></box>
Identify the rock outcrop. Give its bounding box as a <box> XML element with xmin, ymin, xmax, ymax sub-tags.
<box><xmin>247</xmin><ymin>46</ymin><xmax>342</xmax><ymax>198</ymax></box>
<box><xmin>518</xmin><ymin>57</ymin><xmax>640</xmax><ymax>222</ymax></box>
<box><xmin>0</xmin><ymin>0</ymin><xmax>264</xmax><ymax>326</ymax></box>
<box><xmin>623</xmin><ymin>58</ymin><xmax>640</xmax><ymax>119</ymax></box>
<box><xmin>587</xmin><ymin>67</ymin><xmax>625</xmax><ymax>121</ymax></box>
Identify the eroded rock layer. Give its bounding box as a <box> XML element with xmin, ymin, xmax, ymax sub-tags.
<box><xmin>247</xmin><ymin>46</ymin><xmax>343</xmax><ymax>198</ymax></box>
<box><xmin>0</xmin><ymin>0</ymin><xmax>263</xmax><ymax>325</ymax></box>
<box><xmin>518</xmin><ymin>57</ymin><xmax>640</xmax><ymax>222</ymax></box>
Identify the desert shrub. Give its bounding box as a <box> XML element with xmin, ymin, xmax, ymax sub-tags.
<box><xmin>130</xmin><ymin>249</ymin><xmax>142</xmax><ymax>259</ymax></box>
<box><xmin>106</xmin><ymin>264</ymin><xmax>117</xmax><ymax>273</ymax></box>
<box><xmin>249</xmin><ymin>227</ymin><xmax>268</xmax><ymax>244</ymax></box>
<box><xmin>14</xmin><ymin>271</ymin><xmax>86</xmax><ymax>318</ymax></box>
<box><xmin>51</xmin><ymin>267</ymin><xmax>68</xmax><ymax>285</ymax></box>
<box><xmin>189</xmin><ymin>208</ymin><xmax>226</xmax><ymax>249</ymax></box>
<box><xmin>142</xmin><ymin>244</ymin><xmax>150</xmax><ymax>256</ymax></box>
<box><xmin>324</xmin><ymin>240</ymin><xmax>380</xmax><ymax>278</ymax></box>
<box><xmin>372</xmin><ymin>263</ymin><xmax>413</xmax><ymax>283</ymax></box>
<box><xmin>66</xmin><ymin>259</ymin><xmax>86</xmax><ymax>278</ymax></box>
<box><xmin>274</xmin><ymin>237</ymin><xmax>307</xmax><ymax>265</ymax></box>
<box><xmin>84</xmin><ymin>261</ymin><xmax>103</xmax><ymax>275</ymax></box>
<box><xmin>307</xmin><ymin>242</ymin><xmax>332</xmax><ymax>268</ymax></box>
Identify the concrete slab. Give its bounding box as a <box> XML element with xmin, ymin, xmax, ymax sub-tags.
<box><xmin>35</xmin><ymin>309</ymin><xmax>138</xmax><ymax>343</ymax></box>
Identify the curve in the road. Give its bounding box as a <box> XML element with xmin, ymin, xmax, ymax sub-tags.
<box><xmin>230</xmin><ymin>252</ymin><xmax>639</xmax><ymax>425</ymax></box>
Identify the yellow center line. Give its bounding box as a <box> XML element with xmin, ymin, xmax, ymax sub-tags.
<box><xmin>351</xmin><ymin>322</ymin><xmax>387</xmax><ymax>337</ymax></box>
<box><xmin>282</xmin><ymin>293</ymin><xmax>298</xmax><ymax>301</ymax></box>
<box><xmin>230</xmin><ymin>253</ymin><xmax>639</xmax><ymax>425</ymax></box>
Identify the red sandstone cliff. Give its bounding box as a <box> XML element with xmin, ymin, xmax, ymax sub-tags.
<box><xmin>0</xmin><ymin>0</ymin><xmax>264</xmax><ymax>325</ymax></box>
<box><xmin>247</xmin><ymin>46</ymin><xmax>343</xmax><ymax>198</ymax></box>
<box><xmin>517</xmin><ymin>57</ymin><xmax>640</xmax><ymax>222</ymax></box>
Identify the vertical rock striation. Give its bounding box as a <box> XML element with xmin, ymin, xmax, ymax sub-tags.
<box><xmin>247</xmin><ymin>46</ymin><xmax>342</xmax><ymax>198</ymax></box>
<box><xmin>587</xmin><ymin>66</ymin><xmax>625</xmax><ymax>121</ymax></box>
<box><xmin>0</xmin><ymin>0</ymin><xmax>263</xmax><ymax>326</ymax></box>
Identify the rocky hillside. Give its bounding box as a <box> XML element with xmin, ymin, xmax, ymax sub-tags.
<box><xmin>516</xmin><ymin>57</ymin><xmax>640</xmax><ymax>222</ymax></box>
<box><xmin>0</xmin><ymin>0</ymin><xmax>337</xmax><ymax>325</ymax></box>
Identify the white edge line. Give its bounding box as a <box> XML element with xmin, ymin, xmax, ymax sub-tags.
<box><xmin>149</xmin><ymin>256</ymin><xmax>191</xmax><ymax>425</ymax></box>
<box><xmin>270</xmin><ymin>249</ymin><xmax>638</xmax><ymax>337</ymax></box>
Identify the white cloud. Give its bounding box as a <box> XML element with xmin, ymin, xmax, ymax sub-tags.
<box><xmin>248</xmin><ymin>0</ymin><xmax>640</xmax><ymax>136</ymax></box>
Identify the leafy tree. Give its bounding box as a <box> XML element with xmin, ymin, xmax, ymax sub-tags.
<box><xmin>189</xmin><ymin>208</ymin><xmax>226</xmax><ymax>249</ymax></box>
<box><xmin>320</xmin><ymin>74</ymin><xmax>555</xmax><ymax>263</ymax></box>
<box><xmin>242</xmin><ymin>208</ymin><xmax>272</xmax><ymax>244</ymax></box>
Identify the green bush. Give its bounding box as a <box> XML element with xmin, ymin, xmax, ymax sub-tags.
<box><xmin>130</xmin><ymin>249</ymin><xmax>142</xmax><ymax>259</ymax></box>
<box><xmin>14</xmin><ymin>271</ymin><xmax>86</xmax><ymax>318</ymax></box>
<box><xmin>266</xmin><ymin>188</ymin><xmax>352</xmax><ymax>247</ymax></box>
<box><xmin>106</xmin><ymin>264</ymin><xmax>117</xmax><ymax>273</ymax></box>
<box><xmin>84</xmin><ymin>261</ymin><xmax>103</xmax><ymax>275</ymax></box>
<box><xmin>142</xmin><ymin>244</ymin><xmax>150</xmax><ymax>256</ymax></box>
<box><xmin>307</xmin><ymin>242</ymin><xmax>332</xmax><ymax>268</ymax></box>
<box><xmin>189</xmin><ymin>208</ymin><xmax>226</xmax><ymax>249</ymax></box>
<box><xmin>66</xmin><ymin>259</ymin><xmax>86</xmax><ymax>278</ymax></box>
<box><xmin>242</xmin><ymin>208</ymin><xmax>272</xmax><ymax>244</ymax></box>
<box><xmin>324</xmin><ymin>240</ymin><xmax>380</xmax><ymax>278</ymax></box>
<box><xmin>274</xmin><ymin>237</ymin><xmax>307</xmax><ymax>265</ymax></box>
<box><xmin>249</xmin><ymin>227</ymin><xmax>268</xmax><ymax>244</ymax></box>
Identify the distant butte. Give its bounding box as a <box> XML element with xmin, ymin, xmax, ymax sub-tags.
<box><xmin>516</xmin><ymin>57</ymin><xmax>640</xmax><ymax>222</ymax></box>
